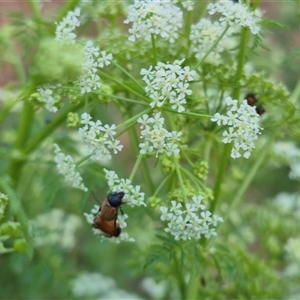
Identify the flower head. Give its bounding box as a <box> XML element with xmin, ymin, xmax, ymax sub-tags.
<box><xmin>211</xmin><ymin>96</ymin><xmax>263</xmax><ymax>159</ymax></box>
<box><xmin>159</xmin><ymin>195</ymin><xmax>223</xmax><ymax>240</ymax></box>
<box><xmin>54</xmin><ymin>144</ymin><xmax>88</xmax><ymax>191</ymax></box>
<box><xmin>124</xmin><ymin>0</ymin><xmax>183</xmax><ymax>43</ymax></box>
<box><xmin>207</xmin><ymin>1</ymin><xmax>261</xmax><ymax>35</ymax></box>
<box><xmin>77</xmin><ymin>41</ymin><xmax>113</xmax><ymax>94</ymax></box>
<box><xmin>103</xmin><ymin>169</ymin><xmax>146</xmax><ymax>207</ymax></box>
<box><xmin>55</xmin><ymin>8</ymin><xmax>81</xmax><ymax>43</ymax></box>
<box><xmin>141</xmin><ymin>60</ymin><xmax>196</xmax><ymax>112</ymax></box>
<box><xmin>31</xmin><ymin>209</ymin><xmax>82</xmax><ymax>250</ymax></box>
<box><xmin>36</xmin><ymin>85</ymin><xmax>61</xmax><ymax>113</ymax></box>
<box><xmin>78</xmin><ymin>113</ymin><xmax>123</xmax><ymax>161</ymax></box>
<box><xmin>137</xmin><ymin>112</ymin><xmax>182</xmax><ymax>157</ymax></box>
<box><xmin>190</xmin><ymin>18</ymin><xmax>234</xmax><ymax>64</ymax></box>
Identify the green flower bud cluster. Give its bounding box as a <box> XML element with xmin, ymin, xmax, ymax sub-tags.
<box><xmin>194</xmin><ymin>160</ymin><xmax>208</xmax><ymax>180</ymax></box>
<box><xmin>0</xmin><ymin>193</ymin><xmax>27</xmax><ymax>254</ymax></box>
<box><xmin>67</xmin><ymin>112</ymin><xmax>80</xmax><ymax>128</ymax></box>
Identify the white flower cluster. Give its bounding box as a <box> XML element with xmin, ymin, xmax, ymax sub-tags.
<box><xmin>78</xmin><ymin>113</ymin><xmax>123</xmax><ymax>161</ymax></box>
<box><xmin>71</xmin><ymin>272</ymin><xmax>143</xmax><ymax>299</ymax></box>
<box><xmin>137</xmin><ymin>112</ymin><xmax>182</xmax><ymax>157</ymax></box>
<box><xmin>0</xmin><ymin>193</ymin><xmax>8</xmax><ymax>220</ymax></box>
<box><xmin>160</xmin><ymin>195</ymin><xmax>223</xmax><ymax>240</ymax></box>
<box><xmin>190</xmin><ymin>18</ymin><xmax>233</xmax><ymax>64</ymax></box>
<box><xmin>285</xmin><ymin>237</ymin><xmax>300</xmax><ymax>262</ymax></box>
<box><xmin>104</xmin><ymin>168</ymin><xmax>146</xmax><ymax>207</ymax></box>
<box><xmin>31</xmin><ymin>209</ymin><xmax>82</xmax><ymax>250</ymax></box>
<box><xmin>84</xmin><ymin>204</ymin><xmax>134</xmax><ymax>243</ymax></box>
<box><xmin>274</xmin><ymin>192</ymin><xmax>300</xmax><ymax>214</ymax></box>
<box><xmin>54</xmin><ymin>144</ymin><xmax>88</xmax><ymax>192</ymax></box>
<box><xmin>141</xmin><ymin>59</ymin><xmax>196</xmax><ymax>112</ymax></box>
<box><xmin>273</xmin><ymin>141</ymin><xmax>300</xmax><ymax>180</ymax></box>
<box><xmin>78</xmin><ymin>41</ymin><xmax>113</xmax><ymax>94</ymax></box>
<box><xmin>207</xmin><ymin>1</ymin><xmax>261</xmax><ymax>35</ymax></box>
<box><xmin>55</xmin><ymin>8</ymin><xmax>80</xmax><ymax>43</ymax></box>
<box><xmin>124</xmin><ymin>0</ymin><xmax>183</xmax><ymax>43</ymax></box>
<box><xmin>180</xmin><ymin>0</ymin><xmax>194</xmax><ymax>11</ymax></box>
<box><xmin>37</xmin><ymin>85</ymin><xmax>60</xmax><ymax>113</ymax></box>
<box><xmin>211</xmin><ymin>97</ymin><xmax>263</xmax><ymax>159</ymax></box>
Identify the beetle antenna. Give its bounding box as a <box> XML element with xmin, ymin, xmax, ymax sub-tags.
<box><xmin>92</xmin><ymin>191</ymin><xmax>101</xmax><ymax>204</ymax></box>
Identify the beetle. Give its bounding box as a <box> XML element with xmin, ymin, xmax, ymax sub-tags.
<box><xmin>92</xmin><ymin>192</ymin><xmax>125</xmax><ymax>237</ymax></box>
<box><xmin>96</xmin><ymin>192</ymin><xmax>125</xmax><ymax>221</ymax></box>
<box><xmin>93</xmin><ymin>214</ymin><xmax>121</xmax><ymax>237</ymax></box>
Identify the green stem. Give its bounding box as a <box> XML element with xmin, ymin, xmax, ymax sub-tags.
<box><xmin>173</xmin><ymin>154</ymin><xmax>188</xmax><ymax>203</ymax></box>
<box><xmin>128</xmin><ymin>126</ymin><xmax>155</xmax><ymax>195</ymax></box>
<box><xmin>211</xmin><ymin>27</ymin><xmax>250</xmax><ymax>214</ymax></box>
<box><xmin>174</xmin><ymin>253</ymin><xmax>186</xmax><ymax>300</ymax></box>
<box><xmin>194</xmin><ymin>24</ymin><xmax>230</xmax><ymax>69</ymax></box>
<box><xmin>28</xmin><ymin>0</ymin><xmax>40</xmax><ymax>19</ymax></box>
<box><xmin>129</xmin><ymin>153</ymin><xmax>143</xmax><ymax>181</ymax></box>
<box><xmin>7</xmin><ymin>101</ymin><xmax>34</xmax><ymax>186</ymax></box>
<box><xmin>57</xmin><ymin>0</ymin><xmax>80</xmax><ymax>21</ymax></box>
<box><xmin>161</xmin><ymin>107</ymin><xmax>211</xmax><ymax>119</ymax></box>
<box><xmin>153</xmin><ymin>171</ymin><xmax>174</xmax><ymax>197</ymax></box>
<box><xmin>24</xmin><ymin>103</ymin><xmax>83</xmax><ymax>155</ymax></box>
<box><xmin>289</xmin><ymin>78</ymin><xmax>300</xmax><ymax>105</ymax></box>
<box><xmin>232</xmin><ymin>27</ymin><xmax>249</xmax><ymax>99</ymax></box>
<box><xmin>115</xmin><ymin>108</ymin><xmax>152</xmax><ymax>132</ymax></box>
<box><xmin>98</xmin><ymin>70</ymin><xmax>149</xmax><ymax>102</ymax></box>
<box><xmin>224</xmin><ymin>130</ymin><xmax>277</xmax><ymax>221</ymax></box>
<box><xmin>210</xmin><ymin>144</ymin><xmax>232</xmax><ymax>214</ymax></box>
<box><xmin>186</xmin><ymin>263</ymin><xmax>198</xmax><ymax>300</ymax></box>
<box><xmin>151</xmin><ymin>34</ymin><xmax>157</xmax><ymax>65</ymax></box>
<box><xmin>112</xmin><ymin>62</ymin><xmax>145</xmax><ymax>92</ymax></box>
<box><xmin>75</xmin><ymin>153</ymin><xmax>93</xmax><ymax>166</ymax></box>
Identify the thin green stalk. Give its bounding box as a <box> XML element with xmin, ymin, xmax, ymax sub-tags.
<box><xmin>128</xmin><ymin>126</ymin><xmax>155</xmax><ymax>195</ymax></box>
<box><xmin>186</xmin><ymin>264</ymin><xmax>198</xmax><ymax>300</ymax></box>
<box><xmin>173</xmin><ymin>154</ymin><xmax>188</xmax><ymax>203</ymax></box>
<box><xmin>174</xmin><ymin>253</ymin><xmax>186</xmax><ymax>300</ymax></box>
<box><xmin>210</xmin><ymin>144</ymin><xmax>232</xmax><ymax>214</ymax></box>
<box><xmin>7</xmin><ymin>101</ymin><xmax>34</xmax><ymax>186</ymax></box>
<box><xmin>203</xmin><ymin>133</ymin><xmax>213</xmax><ymax>163</ymax></box>
<box><xmin>112</xmin><ymin>62</ymin><xmax>145</xmax><ymax>92</ymax></box>
<box><xmin>24</xmin><ymin>103</ymin><xmax>83</xmax><ymax>155</ymax></box>
<box><xmin>224</xmin><ymin>130</ymin><xmax>278</xmax><ymax>221</ymax></box>
<box><xmin>151</xmin><ymin>34</ymin><xmax>157</xmax><ymax>65</ymax></box>
<box><xmin>290</xmin><ymin>78</ymin><xmax>300</xmax><ymax>105</ymax></box>
<box><xmin>0</xmin><ymin>99</ymin><xmax>20</xmax><ymax>124</ymax></box>
<box><xmin>97</xmin><ymin>70</ymin><xmax>149</xmax><ymax>102</ymax></box>
<box><xmin>57</xmin><ymin>0</ymin><xmax>80</xmax><ymax>21</ymax></box>
<box><xmin>115</xmin><ymin>108</ymin><xmax>152</xmax><ymax>132</ymax></box>
<box><xmin>75</xmin><ymin>153</ymin><xmax>93</xmax><ymax>166</ymax></box>
<box><xmin>28</xmin><ymin>0</ymin><xmax>40</xmax><ymax>20</ymax></box>
<box><xmin>232</xmin><ymin>27</ymin><xmax>249</xmax><ymax>99</ymax></box>
<box><xmin>211</xmin><ymin>27</ymin><xmax>250</xmax><ymax>214</ymax></box>
<box><xmin>153</xmin><ymin>171</ymin><xmax>174</xmax><ymax>197</ymax></box>
<box><xmin>94</xmin><ymin>91</ymin><xmax>149</xmax><ymax>106</ymax></box>
<box><xmin>194</xmin><ymin>24</ymin><xmax>230</xmax><ymax>69</ymax></box>
<box><xmin>161</xmin><ymin>106</ymin><xmax>211</xmax><ymax>118</ymax></box>
<box><xmin>129</xmin><ymin>153</ymin><xmax>143</xmax><ymax>181</ymax></box>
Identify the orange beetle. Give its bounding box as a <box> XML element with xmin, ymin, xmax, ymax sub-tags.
<box><xmin>93</xmin><ymin>192</ymin><xmax>125</xmax><ymax>237</ymax></box>
<box><xmin>93</xmin><ymin>214</ymin><xmax>121</xmax><ymax>237</ymax></box>
<box><xmin>100</xmin><ymin>192</ymin><xmax>125</xmax><ymax>221</ymax></box>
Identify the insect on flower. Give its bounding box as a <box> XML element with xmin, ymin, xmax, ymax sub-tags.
<box><xmin>93</xmin><ymin>192</ymin><xmax>125</xmax><ymax>237</ymax></box>
<box><xmin>93</xmin><ymin>214</ymin><xmax>121</xmax><ymax>237</ymax></box>
<box><xmin>245</xmin><ymin>93</ymin><xmax>265</xmax><ymax>116</ymax></box>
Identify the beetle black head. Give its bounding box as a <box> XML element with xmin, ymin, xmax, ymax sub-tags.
<box><xmin>107</xmin><ymin>192</ymin><xmax>125</xmax><ymax>207</ymax></box>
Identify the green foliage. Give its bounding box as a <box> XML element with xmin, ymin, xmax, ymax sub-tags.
<box><xmin>0</xmin><ymin>1</ymin><xmax>300</xmax><ymax>299</ymax></box>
